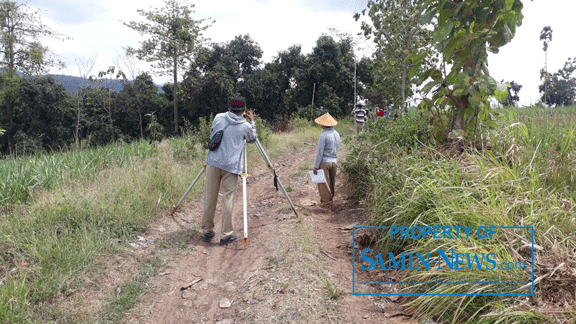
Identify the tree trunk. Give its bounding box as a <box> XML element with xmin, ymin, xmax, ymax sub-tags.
<box><xmin>75</xmin><ymin>95</ymin><xmax>81</xmax><ymax>150</ymax></box>
<box><xmin>139</xmin><ymin>109</ymin><xmax>144</xmax><ymax>139</ymax></box>
<box><xmin>173</xmin><ymin>57</ymin><xmax>179</xmax><ymax>134</ymax></box>
<box><xmin>401</xmin><ymin>63</ymin><xmax>407</xmax><ymax>114</ymax></box>
<box><xmin>452</xmin><ymin>96</ymin><xmax>469</xmax><ymax>131</ymax></box>
<box><xmin>6</xmin><ymin>101</ymin><xmax>14</xmax><ymax>155</ymax></box>
<box><xmin>544</xmin><ymin>50</ymin><xmax>548</xmax><ymax>106</ymax></box>
<box><xmin>108</xmin><ymin>89</ymin><xmax>114</xmax><ymax>143</ymax></box>
<box><xmin>6</xmin><ymin>33</ymin><xmax>15</xmax><ymax>155</ymax></box>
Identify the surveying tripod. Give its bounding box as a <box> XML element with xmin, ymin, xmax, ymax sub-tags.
<box><xmin>170</xmin><ymin>138</ymin><xmax>299</xmax><ymax>248</ymax></box>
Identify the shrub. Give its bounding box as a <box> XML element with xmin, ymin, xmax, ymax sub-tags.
<box><xmin>342</xmin><ymin>115</ymin><xmax>431</xmax><ymax>200</ymax></box>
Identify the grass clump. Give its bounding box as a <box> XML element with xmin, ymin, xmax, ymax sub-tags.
<box><xmin>0</xmin><ymin>139</ymin><xmax>205</xmax><ymax>322</ymax></box>
<box><xmin>101</xmin><ymin>255</ymin><xmax>163</xmax><ymax>323</ymax></box>
<box><xmin>343</xmin><ymin>108</ymin><xmax>576</xmax><ymax>323</ymax></box>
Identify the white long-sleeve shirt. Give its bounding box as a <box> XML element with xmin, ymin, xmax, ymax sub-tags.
<box><xmin>314</xmin><ymin>128</ymin><xmax>341</xmax><ymax>169</ymax></box>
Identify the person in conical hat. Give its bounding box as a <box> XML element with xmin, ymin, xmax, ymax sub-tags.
<box><xmin>313</xmin><ymin>112</ymin><xmax>341</xmax><ymax>203</ymax></box>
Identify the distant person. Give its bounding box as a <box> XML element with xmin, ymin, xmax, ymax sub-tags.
<box><xmin>384</xmin><ymin>109</ymin><xmax>389</xmax><ymax>120</ymax></box>
<box><xmin>377</xmin><ymin>108</ymin><xmax>385</xmax><ymax>117</ymax></box>
<box><xmin>313</xmin><ymin>113</ymin><xmax>341</xmax><ymax>203</ymax></box>
<box><xmin>202</xmin><ymin>96</ymin><xmax>257</xmax><ymax>245</ymax></box>
<box><xmin>369</xmin><ymin>107</ymin><xmax>377</xmax><ymax>122</ymax></box>
<box><xmin>352</xmin><ymin>102</ymin><xmax>367</xmax><ymax>134</ymax></box>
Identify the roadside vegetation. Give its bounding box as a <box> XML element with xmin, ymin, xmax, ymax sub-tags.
<box><xmin>342</xmin><ymin>106</ymin><xmax>576</xmax><ymax>323</ymax></box>
<box><xmin>0</xmin><ymin>117</ymin><xmax>334</xmax><ymax>322</ymax></box>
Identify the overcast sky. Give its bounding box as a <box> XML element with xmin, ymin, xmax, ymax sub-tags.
<box><xmin>32</xmin><ymin>0</ymin><xmax>575</xmax><ymax>106</ymax></box>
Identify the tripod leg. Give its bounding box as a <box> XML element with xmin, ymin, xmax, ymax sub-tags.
<box><xmin>242</xmin><ymin>141</ymin><xmax>249</xmax><ymax>248</ymax></box>
<box><xmin>171</xmin><ymin>164</ymin><xmax>206</xmax><ymax>216</ymax></box>
<box><xmin>254</xmin><ymin>139</ymin><xmax>300</xmax><ymax>219</ymax></box>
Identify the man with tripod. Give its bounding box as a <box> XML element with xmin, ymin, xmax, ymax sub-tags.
<box><xmin>202</xmin><ymin>96</ymin><xmax>256</xmax><ymax>245</ymax></box>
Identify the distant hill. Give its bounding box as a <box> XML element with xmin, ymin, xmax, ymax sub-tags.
<box><xmin>47</xmin><ymin>74</ymin><xmax>164</xmax><ymax>94</ymax></box>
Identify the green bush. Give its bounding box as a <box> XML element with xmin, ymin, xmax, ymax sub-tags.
<box><xmin>342</xmin><ymin>107</ymin><xmax>576</xmax><ymax>323</ymax></box>
<box><xmin>193</xmin><ymin>114</ymin><xmax>213</xmax><ymax>148</ymax></box>
<box><xmin>367</xmin><ymin>115</ymin><xmax>430</xmax><ymax>149</ymax></box>
<box><xmin>288</xmin><ymin>117</ymin><xmax>313</xmax><ymax>131</ymax></box>
<box><xmin>342</xmin><ymin>115</ymin><xmax>431</xmax><ymax>200</ymax></box>
<box><xmin>254</xmin><ymin>115</ymin><xmax>271</xmax><ymax>146</ymax></box>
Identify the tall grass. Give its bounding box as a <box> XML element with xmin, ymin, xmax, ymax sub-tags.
<box><xmin>343</xmin><ymin>107</ymin><xmax>576</xmax><ymax>323</ymax></box>
<box><xmin>0</xmin><ymin>118</ymin><xmax>335</xmax><ymax>322</ymax></box>
<box><xmin>0</xmin><ymin>141</ymin><xmax>157</xmax><ymax>205</ymax></box>
<box><xmin>0</xmin><ymin>139</ymin><xmax>205</xmax><ymax>322</ymax></box>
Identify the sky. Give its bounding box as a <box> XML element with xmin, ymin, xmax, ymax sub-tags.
<box><xmin>31</xmin><ymin>0</ymin><xmax>576</xmax><ymax>107</ymax></box>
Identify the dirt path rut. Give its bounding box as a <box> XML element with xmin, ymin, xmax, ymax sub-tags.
<box><xmin>126</xmin><ymin>142</ymin><xmax>414</xmax><ymax>323</ymax></box>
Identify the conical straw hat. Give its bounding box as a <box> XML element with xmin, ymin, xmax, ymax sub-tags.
<box><xmin>314</xmin><ymin>113</ymin><xmax>338</xmax><ymax>127</ymax></box>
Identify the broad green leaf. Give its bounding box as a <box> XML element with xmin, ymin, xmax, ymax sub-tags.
<box><xmin>446</xmin><ymin>70</ymin><xmax>459</xmax><ymax>84</ymax></box>
<box><xmin>430</xmin><ymin>68</ymin><xmax>443</xmax><ymax>82</ymax></box>
<box><xmin>457</xmin><ymin>72</ymin><xmax>471</xmax><ymax>85</ymax></box>
<box><xmin>453</xmin><ymin>88</ymin><xmax>465</xmax><ymax>96</ymax></box>
<box><xmin>486</xmin><ymin>120</ymin><xmax>498</xmax><ymax>129</ymax></box>
<box><xmin>494</xmin><ymin>90</ymin><xmax>509</xmax><ymax>102</ymax></box>
<box><xmin>485</xmin><ymin>75</ymin><xmax>498</xmax><ymax>93</ymax></box>
<box><xmin>422</xmin><ymin>80</ymin><xmax>440</xmax><ymax>94</ymax></box>
<box><xmin>438</xmin><ymin>9</ymin><xmax>452</xmax><ymax>24</ymax></box>
<box><xmin>469</xmin><ymin>95</ymin><xmax>482</xmax><ymax>109</ymax></box>
<box><xmin>421</xmin><ymin>8</ymin><xmax>436</xmax><ymax>25</ymax></box>
<box><xmin>505</xmin><ymin>0</ymin><xmax>515</xmax><ymax>10</ymax></box>
<box><xmin>434</xmin><ymin>19</ymin><xmax>454</xmax><ymax>42</ymax></box>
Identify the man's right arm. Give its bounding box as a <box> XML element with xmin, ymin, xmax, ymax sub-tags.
<box><xmin>245</xmin><ymin>121</ymin><xmax>257</xmax><ymax>142</ymax></box>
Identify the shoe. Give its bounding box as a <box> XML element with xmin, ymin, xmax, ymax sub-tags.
<box><xmin>203</xmin><ymin>231</ymin><xmax>215</xmax><ymax>242</ymax></box>
<box><xmin>219</xmin><ymin>234</ymin><xmax>238</xmax><ymax>245</ymax></box>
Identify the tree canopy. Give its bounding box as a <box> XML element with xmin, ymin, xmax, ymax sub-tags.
<box><xmin>539</xmin><ymin>57</ymin><xmax>576</xmax><ymax>107</ymax></box>
<box><xmin>355</xmin><ymin>0</ymin><xmax>434</xmax><ymax>111</ymax></box>
<box><xmin>418</xmin><ymin>0</ymin><xmax>525</xmax><ymax>138</ymax></box>
<box><xmin>124</xmin><ymin>0</ymin><xmax>212</xmax><ymax>134</ymax></box>
<box><xmin>0</xmin><ymin>0</ymin><xmax>67</xmax><ymax>154</ymax></box>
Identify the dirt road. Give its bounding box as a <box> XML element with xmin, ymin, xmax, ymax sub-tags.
<box><xmin>125</xmin><ymin>142</ymin><xmax>413</xmax><ymax>323</ymax></box>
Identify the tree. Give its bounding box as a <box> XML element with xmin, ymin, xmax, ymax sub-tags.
<box><xmin>355</xmin><ymin>0</ymin><xmax>434</xmax><ymax>112</ymax></box>
<box><xmin>180</xmin><ymin>68</ymin><xmax>234</xmax><ymax>122</ymax></box>
<box><xmin>539</xmin><ymin>57</ymin><xmax>576</xmax><ymax>107</ymax></box>
<box><xmin>260</xmin><ymin>45</ymin><xmax>306</xmax><ymax>119</ymax></box>
<box><xmin>124</xmin><ymin>0</ymin><xmax>212</xmax><ymax>134</ymax></box>
<box><xmin>539</xmin><ymin>26</ymin><xmax>553</xmax><ymax>106</ymax></box>
<box><xmin>503</xmin><ymin>80</ymin><xmax>522</xmax><ymax>107</ymax></box>
<box><xmin>8</xmin><ymin>76</ymin><xmax>74</xmax><ymax>154</ymax></box>
<box><xmin>71</xmin><ymin>55</ymin><xmax>97</xmax><ymax>149</ymax></box>
<box><xmin>112</xmin><ymin>49</ymin><xmax>140</xmax><ymax>82</ymax></box>
<box><xmin>293</xmin><ymin>35</ymin><xmax>356</xmax><ymax>118</ymax></box>
<box><xmin>183</xmin><ymin>34</ymin><xmax>263</xmax><ymax>121</ymax></box>
<box><xmin>418</xmin><ymin>0</ymin><xmax>525</xmax><ymax>138</ymax></box>
<box><xmin>190</xmin><ymin>34</ymin><xmax>263</xmax><ymax>84</ymax></box>
<box><xmin>117</xmin><ymin>72</ymin><xmax>162</xmax><ymax>139</ymax></box>
<box><xmin>0</xmin><ymin>0</ymin><xmax>67</xmax><ymax>154</ymax></box>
